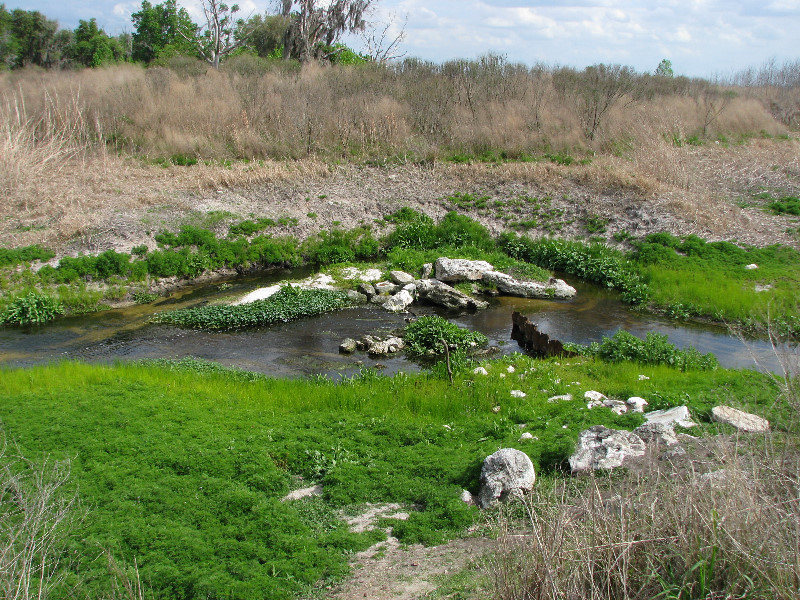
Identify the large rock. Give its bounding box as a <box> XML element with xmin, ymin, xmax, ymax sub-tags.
<box><xmin>383</xmin><ymin>289</ymin><xmax>414</xmax><ymax>312</ymax></box>
<box><xmin>634</xmin><ymin>422</ymin><xmax>679</xmax><ymax>446</ymax></box>
<box><xmin>434</xmin><ymin>258</ymin><xmax>494</xmax><ymax>283</ymax></box>
<box><xmin>643</xmin><ymin>406</ymin><xmax>696</xmax><ymax>428</ymax></box>
<box><xmin>416</xmin><ymin>279</ymin><xmax>489</xmax><ymax>311</ymax></box>
<box><xmin>711</xmin><ymin>405</ymin><xmax>770</xmax><ymax>433</ymax></box>
<box><xmin>477</xmin><ymin>448</ymin><xmax>536</xmax><ymax>509</ymax></box>
<box><xmin>569</xmin><ymin>426</ymin><xmax>646</xmax><ymax>473</ymax></box>
<box><xmin>389</xmin><ymin>270</ymin><xmax>415</xmax><ymax>285</ymax></box>
<box><xmin>483</xmin><ymin>271</ymin><xmax>577</xmax><ymax>299</ymax></box>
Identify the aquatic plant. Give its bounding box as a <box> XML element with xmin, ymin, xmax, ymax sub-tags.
<box><xmin>152</xmin><ymin>285</ymin><xmax>351</xmax><ymax>330</ymax></box>
<box><xmin>404</xmin><ymin>315</ymin><xmax>488</xmax><ymax>356</ymax></box>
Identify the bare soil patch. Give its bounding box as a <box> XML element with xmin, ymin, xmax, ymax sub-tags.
<box><xmin>2</xmin><ymin>140</ymin><xmax>798</xmax><ymax>257</ymax></box>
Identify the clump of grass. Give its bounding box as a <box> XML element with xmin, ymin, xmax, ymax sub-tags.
<box><xmin>0</xmin><ymin>245</ymin><xmax>54</xmax><ymax>268</ymax></box>
<box><xmin>766</xmin><ymin>195</ymin><xmax>800</xmax><ymax>216</ymax></box>
<box><xmin>486</xmin><ymin>438</ymin><xmax>800</xmax><ymax>600</ymax></box>
<box><xmin>152</xmin><ymin>285</ymin><xmax>351</xmax><ymax>330</ymax></box>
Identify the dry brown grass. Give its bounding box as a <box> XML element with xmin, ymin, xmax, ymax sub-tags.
<box><xmin>486</xmin><ymin>435</ymin><xmax>800</xmax><ymax>600</ymax></box>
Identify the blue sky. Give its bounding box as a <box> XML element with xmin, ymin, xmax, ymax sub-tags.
<box><xmin>8</xmin><ymin>0</ymin><xmax>800</xmax><ymax>76</ymax></box>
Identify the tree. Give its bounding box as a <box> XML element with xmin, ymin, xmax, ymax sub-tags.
<box><xmin>181</xmin><ymin>0</ymin><xmax>251</xmax><ymax>69</ymax></box>
<box><xmin>70</xmin><ymin>18</ymin><xmax>123</xmax><ymax>67</ymax></box>
<box><xmin>553</xmin><ymin>63</ymin><xmax>637</xmax><ymax>140</ymax></box>
<box><xmin>245</xmin><ymin>13</ymin><xmax>289</xmax><ymax>58</ymax></box>
<box><xmin>655</xmin><ymin>58</ymin><xmax>673</xmax><ymax>78</ymax></box>
<box><xmin>131</xmin><ymin>0</ymin><xmax>196</xmax><ymax>63</ymax></box>
<box><xmin>360</xmin><ymin>11</ymin><xmax>406</xmax><ymax>64</ymax></box>
<box><xmin>7</xmin><ymin>8</ymin><xmax>58</xmax><ymax>68</ymax></box>
<box><xmin>279</xmin><ymin>0</ymin><xmax>372</xmax><ymax>62</ymax></box>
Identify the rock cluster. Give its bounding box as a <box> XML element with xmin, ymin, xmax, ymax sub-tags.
<box><xmin>339</xmin><ymin>335</ymin><xmax>405</xmax><ymax>356</ymax></box>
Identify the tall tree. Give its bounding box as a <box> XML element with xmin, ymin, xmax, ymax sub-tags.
<box><xmin>8</xmin><ymin>8</ymin><xmax>58</xmax><ymax>68</ymax></box>
<box><xmin>131</xmin><ymin>0</ymin><xmax>196</xmax><ymax>63</ymax></box>
<box><xmin>279</xmin><ymin>0</ymin><xmax>372</xmax><ymax>62</ymax></box>
<box><xmin>182</xmin><ymin>0</ymin><xmax>249</xmax><ymax>69</ymax></box>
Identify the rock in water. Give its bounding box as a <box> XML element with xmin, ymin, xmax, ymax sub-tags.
<box><xmin>482</xmin><ymin>271</ymin><xmax>577</xmax><ymax>299</ymax></box>
<box><xmin>477</xmin><ymin>448</ymin><xmax>536</xmax><ymax>509</ymax></box>
<box><xmin>711</xmin><ymin>405</ymin><xmax>770</xmax><ymax>432</ymax></box>
<box><xmin>339</xmin><ymin>338</ymin><xmax>357</xmax><ymax>353</ymax></box>
<box><xmin>416</xmin><ymin>279</ymin><xmax>489</xmax><ymax>310</ymax></box>
<box><xmin>569</xmin><ymin>426</ymin><xmax>646</xmax><ymax>473</ymax></box>
<box><xmin>383</xmin><ymin>289</ymin><xmax>414</xmax><ymax>312</ymax></box>
<box><xmin>434</xmin><ymin>257</ymin><xmax>494</xmax><ymax>282</ymax></box>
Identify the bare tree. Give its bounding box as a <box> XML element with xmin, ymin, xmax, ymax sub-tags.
<box><xmin>360</xmin><ymin>11</ymin><xmax>406</xmax><ymax>64</ymax></box>
<box><xmin>279</xmin><ymin>0</ymin><xmax>372</xmax><ymax>62</ymax></box>
<box><xmin>183</xmin><ymin>0</ymin><xmax>249</xmax><ymax>69</ymax></box>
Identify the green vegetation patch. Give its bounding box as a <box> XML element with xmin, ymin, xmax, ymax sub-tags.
<box><xmin>766</xmin><ymin>195</ymin><xmax>800</xmax><ymax>216</ymax></box>
<box><xmin>0</xmin><ymin>356</ymin><xmax>785</xmax><ymax>598</ymax></box>
<box><xmin>152</xmin><ymin>285</ymin><xmax>351</xmax><ymax>330</ymax></box>
<box><xmin>566</xmin><ymin>330</ymin><xmax>719</xmax><ymax>372</ymax></box>
<box><xmin>631</xmin><ymin>233</ymin><xmax>800</xmax><ymax>336</ymax></box>
<box><xmin>0</xmin><ymin>244</ymin><xmax>54</xmax><ymax>268</ymax></box>
<box><xmin>0</xmin><ymin>291</ymin><xmax>64</xmax><ymax>325</ymax></box>
<box><xmin>404</xmin><ymin>315</ymin><xmax>488</xmax><ymax>356</ymax></box>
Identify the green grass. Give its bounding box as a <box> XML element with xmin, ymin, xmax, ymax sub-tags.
<box><xmin>0</xmin><ymin>356</ymin><xmax>786</xmax><ymax>599</ymax></box>
<box><xmin>631</xmin><ymin>233</ymin><xmax>800</xmax><ymax>336</ymax></box>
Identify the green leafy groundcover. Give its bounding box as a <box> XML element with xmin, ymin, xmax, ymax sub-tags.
<box><xmin>404</xmin><ymin>315</ymin><xmax>488</xmax><ymax>356</ymax></box>
<box><xmin>152</xmin><ymin>286</ymin><xmax>351</xmax><ymax>330</ymax></box>
<box><xmin>0</xmin><ymin>357</ymin><xmax>784</xmax><ymax>599</ymax></box>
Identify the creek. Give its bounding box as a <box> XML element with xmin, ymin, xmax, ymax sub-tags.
<box><xmin>0</xmin><ymin>270</ymin><xmax>785</xmax><ymax>377</ymax></box>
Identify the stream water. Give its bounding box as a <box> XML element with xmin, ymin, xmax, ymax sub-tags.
<box><xmin>0</xmin><ymin>270</ymin><xmax>786</xmax><ymax>377</ymax></box>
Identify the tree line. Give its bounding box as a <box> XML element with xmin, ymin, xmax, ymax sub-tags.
<box><xmin>0</xmin><ymin>0</ymin><xmax>381</xmax><ymax>70</ymax></box>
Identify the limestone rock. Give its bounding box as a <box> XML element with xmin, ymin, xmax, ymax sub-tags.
<box><xmin>626</xmin><ymin>396</ymin><xmax>649</xmax><ymax>412</ymax></box>
<box><xmin>421</xmin><ymin>263</ymin><xmax>433</xmax><ymax>279</ymax></box>
<box><xmin>389</xmin><ymin>270</ymin><xmax>415</xmax><ymax>285</ymax></box>
<box><xmin>339</xmin><ymin>338</ymin><xmax>357</xmax><ymax>353</ymax></box>
<box><xmin>711</xmin><ymin>405</ymin><xmax>770</xmax><ymax>433</ymax></box>
<box><xmin>510</xmin><ymin>390</ymin><xmax>526</xmax><ymax>398</ymax></box>
<box><xmin>345</xmin><ymin>290</ymin><xmax>367</xmax><ymax>304</ymax></box>
<box><xmin>483</xmin><ymin>271</ymin><xmax>577</xmax><ymax>299</ymax></box>
<box><xmin>585</xmin><ymin>390</ymin><xmax>607</xmax><ymax>402</ymax></box>
<box><xmin>603</xmin><ymin>399</ymin><xmax>628</xmax><ymax>415</ymax></box>
<box><xmin>634</xmin><ymin>422</ymin><xmax>679</xmax><ymax>446</ymax></box>
<box><xmin>416</xmin><ymin>279</ymin><xmax>489</xmax><ymax>311</ymax></box>
<box><xmin>460</xmin><ymin>490</ymin><xmax>475</xmax><ymax>505</ymax></box>
<box><xmin>643</xmin><ymin>405</ymin><xmax>696</xmax><ymax>428</ymax></box>
<box><xmin>477</xmin><ymin>448</ymin><xmax>536</xmax><ymax>509</ymax></box>
<box><xmin>374</xmin><ymin>281</ymin><xmax>399</xmax><ymax>295</ymax></box>
<box><xmin>548</xmin><ymin>394</ymin><xmax>573</xmax><ymax>402</ymax></box>
<box><xmin>357</xmin><ymin>282</ymin><xmax>376</xmax><ymax>298</ymax></box>
<box><xmin>367</xmin><ymin>336</ymin><xmax>405</xmax><ymax>356</ymax></box>
<box><xmin>473</xmin><ymin>366</ymin><xmax>489</xmax><ymax>375</ymax></box>
<box><xmin>383</xmin><ymin>289</ymin><xmax>414</xmax><ymax>312</ymax></box>
<box><xmin>519</xmin><ymin>432</ymin><xmax>535</xmax><ymax>441</ymax></box>
<box><xmin>434</xmin><ymin>257</ymin><xmax>494</xmax><ymax>282</ymax></box>
<box><xmin>745</xmin><ymin>263</ymin><xmax>759</xmax><ymax>270</ymax></box>
<box><xmin>569</xmin><ymin>426</ymin><xmax>646</xmax><ymax>473</ymax></box>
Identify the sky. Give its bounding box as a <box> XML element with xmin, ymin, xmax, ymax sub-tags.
<box><xmin>8</xmin><ymin>0</ymin><xmax>800</xmax><ymax>77</ymax></box>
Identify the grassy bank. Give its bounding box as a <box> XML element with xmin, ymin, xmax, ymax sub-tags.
<box><xmin>0</xmin><ymin>355</ymin><xmax>789</xmax><ymax>599</ymax></box>
<box><xmin>2</xmin><ymin>208</ymin><xmax>800</xmax><ymax>337</ymax></box>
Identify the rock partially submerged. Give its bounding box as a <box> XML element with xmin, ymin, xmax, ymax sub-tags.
<box><xmin>477</xmin><ymin>448</ymin><xmax>536</xmax><ymax>509</ymax></box>
<box><xmin>416</xmin><ymin>279</ymin><xmax>489</xmax><ymax>311</ymax></box>
<box><xmin>511</xmin><ymin>312</ymin><xmax>578</xmax><ymax>357</ymax></box>
<box><xmin>483</xmin><ymin>271</ymin><xmax>576</xmax><ymax>299</ymax></box>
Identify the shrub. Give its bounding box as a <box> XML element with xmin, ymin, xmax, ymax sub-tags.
<box><xmin>1</xmin><ymin>292</ymin><xmax>64</xmax><ymax>326</ymax></box>
<box><xmin>0</xmin><ymin>245</ymin><xmax>55</xmax><ymax>268</ymax></box>
<box><xmin>404</xmin><ymin>315</ymin><xmax>488</xmax><ymax>357</ymax></box>
<box><xmin>567</xmin><ymin>330</ymin><xmax>718</xmax><ymax>371</ymax></box>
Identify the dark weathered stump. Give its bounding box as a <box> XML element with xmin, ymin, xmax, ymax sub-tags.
<box><xmin>511</xmin><ymin>311</ymin><xmax>578</xmax><ymax>358</ymax></box>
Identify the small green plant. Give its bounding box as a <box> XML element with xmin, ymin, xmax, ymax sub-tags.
<box><xmin>307</xmin><ymin>212</ymin><xmax>318</xmax><ymax>219</ymax></box>
<box><xmin>766</xmin><ymin>196</ymin><xmax>800</xmax><ymax>216</ymax></box>
<box><xmin>132</xmin><ymin>291</ymin><xmax>159</xmax><ymax>304</ymax></box>
<box><xmin>404</xmin><ymin>315</ymin><xmax>487</xmax><ymax>357</ymax></box>
<box><xmin>1</xmin><ymin>292</ymin><xmax>64</xmax><ymax>326</ymax></box>
<box><xmin>131</xmin><ymin>245</ymin><xmax>149</xmax><ymax>257</ymax></box>
<box><xmin>585</xmin><ymin>215</ymin><xmax>609</xmax><ymax>234</ymax></box>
